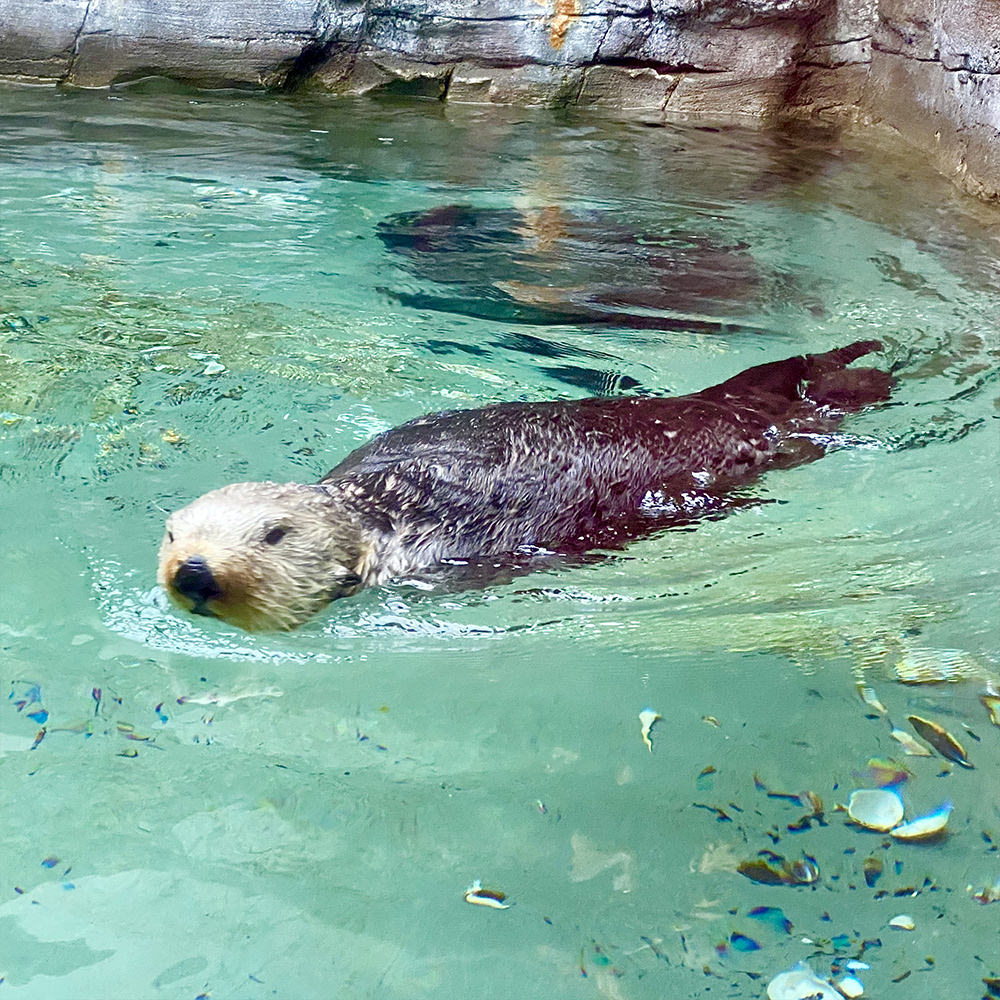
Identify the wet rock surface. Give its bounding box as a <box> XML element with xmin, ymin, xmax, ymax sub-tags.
<box><xmin>0</xmin><ymin>0</ymin><xmax>996</xmax><ymax>200</ymax></box>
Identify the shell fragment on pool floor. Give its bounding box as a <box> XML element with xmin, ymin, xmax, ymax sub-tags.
<box><xmin>890</xmin><ymin>802</ymin><xmax>952</xmax><ymax>841</ymax></box>
<box><xmin>766</xmin><ymin>961</ymin><xmax>840</xmax><ymax>1000</ymax></box>
<box><xmin>888</xmin><ymin>913</ymin><xmax>915</xmax><ymax>930</ymax></box>
<box><xmin>638</xmin><ymin>708</ymin><xmax>661</xmax><ymax>752</ymax></box>
<box><xmin>907</xmin><ymin>714</ymin><xmax>973</xmax><ymax>768</ymax></box>
<box><xmin>889</xmin><ymin>727</ymin><xmax>932</xmax><ymax>756</ymax></box>
<box><xmin>970</xmin><ymin>877</ymin><xmax>1000</xmax><ymax>904</ymax></box>
<box><xmin>857</xmin><ymin>684</ymin><xmax>887</xmax><ymax>715</ymax></box>
<box><xmin>836</xmin><ymin>974</ymin><xmax>865</xmax><ymax>998</ymax></box>
<box><xmin>981</xmin><ymin>693</ymin><xmax>1000</xmax><ymax>727</ymax></box>
<box><xmin>847</xmin><ymin>788</ymin><xmax>904</xmax><ymax>831</ymax></box>
<box><xmin>464</xmin><ymin>880</ymin><xmax>510</xmax><ymax>909</ymax></box>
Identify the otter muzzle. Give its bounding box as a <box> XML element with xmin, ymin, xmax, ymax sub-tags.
<box><xmin>172</xmin><ymin>556</ymin><xmax>223</xmax><ymax>612</ymax></box>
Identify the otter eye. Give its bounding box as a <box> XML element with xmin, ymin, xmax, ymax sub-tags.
<box><xmin>264</xmin><ymin>527</ymin><xmax>287</xmax><ymax>545</ymax></box>
<box><xmin>167</xmin><ymin>531</ymin><xmax>174</xmax><ymax>543</ymax></box>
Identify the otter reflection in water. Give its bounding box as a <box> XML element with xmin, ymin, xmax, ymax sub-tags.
<box><xmin>158</xmin><ymin>341</ymin><xmax>892</xmax><ymax>631</ymax></box>
<box><xmin>377</xmin><ymin>205</ymin><xmax>824</xmax><ymax>335</ymax></box>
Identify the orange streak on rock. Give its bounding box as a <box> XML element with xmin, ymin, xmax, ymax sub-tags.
<box><xmin>548</xmin><ymin>0</ymin><xmax>581</xmax><ymax>51</ymax></box>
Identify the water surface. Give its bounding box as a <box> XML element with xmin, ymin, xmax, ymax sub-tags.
<box><xmin>1</xmin><ymin>83</ymin><xmax>998</xmax><ymax>999</ymax></box>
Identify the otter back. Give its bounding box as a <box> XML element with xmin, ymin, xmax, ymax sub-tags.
<box><xmin>321</xmin><ymin>340</ymin><xmax>891</xmax><ymax>570</ymax></box>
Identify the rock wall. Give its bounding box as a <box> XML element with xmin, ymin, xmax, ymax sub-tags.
<box><xmin>868</xmin><ymin>0</ymin><xmax>1000</xmax><ymax>200</ymax></box>
<box><xmin>0</xmin><ymin>0</ymin><xmax>997</xmax><ymax>200</ymax></box>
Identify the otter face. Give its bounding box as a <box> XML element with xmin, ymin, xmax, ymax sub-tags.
<box><xmin>158</xmin><ymin>482</ymin><xmax>369</xmax><ymax>631</ymax></box>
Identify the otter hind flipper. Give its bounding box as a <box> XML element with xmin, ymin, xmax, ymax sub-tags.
<box><xmin>801</xmin><ymin>339</ymin><xmax>892</xmax><ymax>411</ymax></box>
<box><xmin>701</xmin><ymin>339</ymin><xmax>890</xmax><ymax>414</ymax></box>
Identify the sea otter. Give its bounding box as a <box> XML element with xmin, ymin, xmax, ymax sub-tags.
<box><xmin>158</xmin><ymin>340</ymin><xmax>891</xmax><ymax>631</ymax></box>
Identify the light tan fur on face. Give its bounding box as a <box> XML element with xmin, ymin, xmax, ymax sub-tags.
<box><xmin>158</xmin><ymin>482</ymin><xmax>371</xmax><ymax>631</ymax></box>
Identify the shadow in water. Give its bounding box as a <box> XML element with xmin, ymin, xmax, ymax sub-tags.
<box><xmin>377</xmin><ymin>204</ymin><xmax>822</xmax><ymax>337</ymax></box>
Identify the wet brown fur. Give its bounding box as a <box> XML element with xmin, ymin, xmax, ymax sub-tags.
<box><xmin>158</xmin><ymin>341</ymin><xmax>891</xmax><ymax>630</ymax></box>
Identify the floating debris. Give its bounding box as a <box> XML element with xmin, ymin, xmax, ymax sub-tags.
<box><xmin>984</xmin><ymin>977</ymin><xmax>1000</xmax><ymax>998</ymax></box>
<box><xmin>890</xmin><ymin>803</ymin><xmax>952</xmax><ymax>841</ymax></box>
<box><xmin>836</xmin><ymin>973</ymin><xmax>865</xmax><ymax>997</ymax></box>
<box><xmin>889</xmin><ymin>726</ymin><xmax>932</xmax><ymax>756</ymax></box>
<box><xmin>464</xmin><ymin>880</ymin><xmax>510</xmax><ymax>909</ymax></box>
<box><xmin>847</xmin><ymin>789</ymin><xmax>904</xmax><ymax>831</ymax></box>
<box><xmin>748</xmin><ymin>906</ymin><xmax>793</xmax><ymax>934</ymax></box>
<box><xmin>907</xmin><ymin>715</ymin><xmax>973</xmax><ymax>768</ymax></box>
<box><xmin>738</xmin><ymin>851</ymin><xmax>819</xmax><ymax>887</ymax></box>
<box><xmin>888</xmin><ymin>914</ymin><xmax>915</xmax><ymax>931</ymax></box>
<box><xmin>638</xmin><ymin>708</ymin><xmax>661</xmax><ymax>752</ymax></box>
<box><xmin>857</xmin><ymin>684</ymin><xmax>887</xmax><ymax>715</ymax></box>
<box><xmin>766</xmin><ymin>960</ymin><xmax>839</xmax><ymax>1000</ymax></box>
<box><xmin>981</xmin><ymin>694</ymin><xmax>1000</xmax><ymax>728</ymax></box>
<box><xmin>702</xmin><ymin>715</ymin><xmax>721</xmax><ymax>727</ymax></box>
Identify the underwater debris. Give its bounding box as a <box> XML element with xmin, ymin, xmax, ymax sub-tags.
<box><xmin>863</xmin><ymin>855</ymin><xmax>883</xmax><ymax>888</ymax></box>
<box><xmin>748</xmin><ymin>906</ymin><xmax>793</xmax><ymax>934</ymax></box>
<box><xmin>752</xmin><ymin>775</ymin><xmax>825</xmax><ymax>831</ymax></box>
<box><xmin>890</xmin><ymin>803</ymin><xmax>952</xmax><ymax>841</ymax></box>
<box><xmin>980</xmin><ymin>694</ymin><xmax>1000</xmax><ymax>728</ymax></box>
<box><xmin>9</xmin><ymin>681</ymin><xmax>48</xmax><ymax>725</ymax></box>
<box><xmin>907</xmin><ymin>715</ymin><xmax>973</xmax><ymax>768</ymax></box>
<box><xmin>738</xmin><ymin>851</ymin><xmax>819</xmax><ymax>887</ymax></box>
<box><xmin>857</xmin><ymin>758</ymin><xmax>910</xmax><ymax>788</ymax></box>
<box><xmin>729</xmin><ymin>931</ymin><xmax>761</xmax><ymax>952</ymax></box>
<box><xmin>970</xmin><ymin>877</ymin><xmax>1000</xmax><ymax>904</ymax></box>
<box><xmin>638</xmin><ymin>708</ymin><xmax>661</xmax><ymax>752</ymax></box>
<box><xmin>177</xmin><ymin>686</ymin><xmax>283</xmax><ymax>707</ymax></box>
<box><xmin>846</xmin><ymin>789</ymin><xmax>904</xmax><ymax>832</ymax></box>
<box><xmin>766</xmin><ymin>961</ymin><xmax>839</xmax><ymax>1000</ymax></box>
<box><xmin>464</xmin><ymin>880</ymin><xmax>510</xmax><ymax>909</ymax></box>
<box><xmin>836</xmin><ymin>974</ymin><xmax>865</xmax><ymax>998</ymax></box>
<box><xmin>857</xmin><ymin>684</ymin><xmax>887</xmax><ymax>716</ymax></box>
<box><xmin>888</xmin><ymin>914</ymin><xmax>915</xmax><ymax>931</ymax></box>
<box><xmin>889</xmin><ymin>727</ymin><xmax>933</xmax><ymax>756</ymax></box>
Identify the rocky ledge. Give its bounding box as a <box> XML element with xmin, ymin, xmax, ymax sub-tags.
<box><xmin>0</xmin><ymin>0</ymin><xmax>997</xmax><ymax>201</ymax></box>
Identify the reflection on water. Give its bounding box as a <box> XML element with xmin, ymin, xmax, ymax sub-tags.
<box><xmin>1</xmin><ymin>83</ymin><xmax>998</xmax><ymax>999</ymax></box>
<box><xmin>376</xmin><ymin>204</ymin><xmax>816</xmax><ymax>336</ymax></box>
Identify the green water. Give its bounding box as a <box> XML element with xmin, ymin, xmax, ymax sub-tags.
<box><xmin>1</xmin><ymin>82</ymin><xmax>998</xmax><ymax>999</ymax></box>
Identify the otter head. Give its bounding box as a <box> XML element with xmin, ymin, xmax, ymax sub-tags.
<box><xmin>158</xmin><ymin>482</ymin><xmax>371</xmax><ymax>631</ymax></box>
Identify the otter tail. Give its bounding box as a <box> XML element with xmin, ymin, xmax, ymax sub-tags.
<box><xmin>703</xmin><ymin>339</ymin><xmax>893</xmax><ymax>414</ymax></box>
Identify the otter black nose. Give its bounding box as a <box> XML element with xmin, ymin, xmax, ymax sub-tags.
<box><xmin>172</xmin><ymin>556</ymin><xmax>222</xmax><ymax>605</ymax></box>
